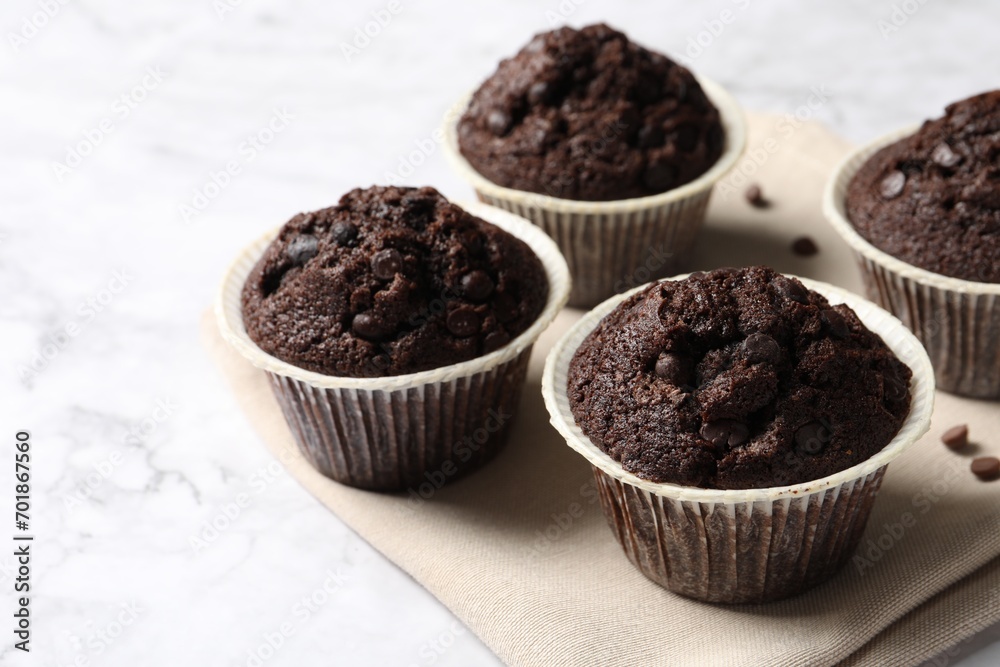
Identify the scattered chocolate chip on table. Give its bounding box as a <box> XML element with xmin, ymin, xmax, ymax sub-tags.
<box><xmin>941</xmin><ymin>424</ymin><xmax>969</xmax><ymax>451</ymax></box>
<box><xmin>970</xmin><ymin>456</ymin><xmax>1000</xmax><ymax>481</ymax></box>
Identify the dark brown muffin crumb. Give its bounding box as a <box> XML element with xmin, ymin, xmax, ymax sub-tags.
<box><xmin>241</xmin><ymin>186</ymin><xmax>548</xmax><ymax>377</ymax></box>
<box><xmin>458</xmin><ymin>23</ymin><xmax>724</xmax><ymax>202</ymax></box>
<box><xmin>567</xmin><ymin>267</ymin><xmax>912</xmax><ymax>490</ymax></box>
<box><xmin>846</xmin><ymin>91</ymin><xmax>1000</xmax><ymax>283</ymax></box>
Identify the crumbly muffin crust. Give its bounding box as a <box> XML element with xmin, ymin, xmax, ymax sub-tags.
<box><xmin>458</xmin><ymin>23</ymin><xmax>724</xmax><ymax>202</ymax></box>
<box><xmin>567</xmin><ymin>267</ymin><xmax>912</xmax><ymax>490</ymax></box>
<box><xmin>242</xmin><ymin>186</ymin><xmax>548</xmax><ymax>377</ymax></box>
<box><xmin>847</xmin><ymin>90</ymin><xmax>1000</xmax><ymax>283</ymax></box>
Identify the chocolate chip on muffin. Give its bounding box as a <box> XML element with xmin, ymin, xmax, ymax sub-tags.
<box><xmin>457</xmin><ymin>23</ymin><xmax>724</xmax><ymax>202</ymax></box>
<box><xmin>566</xmin><ymin>266</ymin><xmax>913</xmax><ymax>490</ymax></box>
<box><xmin>242</xmin><ymin>186</ymin><xmax>548</xmax><ymax>377</ymax></box>
<box><xmin>846</xmin><ymin>90</ymin><xmax>1000</xmax><ymax>283</ymax></box>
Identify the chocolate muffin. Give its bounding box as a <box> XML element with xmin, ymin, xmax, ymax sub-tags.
<box><xmin>457</xmin><ymin>23</ymin><xmax>724</xmax><ymax>201</ymax></box>
<box><xmin>566</xmin><ymin>267</ymin><xmax>912</xmax><ymax>490</ymax></box>
<box><xmin>846</xmin><ymin>90</ymin><xmax>1000</xmax><ymax>283</ymax></box>
<box><xmin>242</xmin><ymin>186</ymin><xmax>548</xmax><ymax>377</ymax></box>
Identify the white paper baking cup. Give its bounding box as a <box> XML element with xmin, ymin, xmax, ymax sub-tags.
<box><xmin>443</xmin><ymin>76</ymin><xmax>747</xmax><ymax>308</ymax></box>
<box><xmin>542</xmin><ymin>275</ymin><xmax>935</xmax><ymax>603</ymax></box>
<box><xmin>217</xmin><ymin>201</ymin><xmax>571</xmax><ymax>491</ymax></box>
<box><xmin>824</xmin><ymin>126</ymin><xmax>1000</xmax><ymax>399</ymax></box>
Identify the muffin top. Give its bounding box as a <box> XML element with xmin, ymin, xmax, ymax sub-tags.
<box><xmin>457</xmin><ymin>23</ymin><xmax>724</xmax><ymax>202</ymax></box>
<box><xmin>567</xmin><ymin>267</ymin><xmax>912</xmax><ymax>490</ymax></box>
<box><xmin>846</xmin><ymin>90</ymin><xmax>1000</xmax><ymax>283</ymax></box>
<box><xmin>241</xmin><ymin>186</ymin><xmax>548</xmax><ymax>377</ymax></box>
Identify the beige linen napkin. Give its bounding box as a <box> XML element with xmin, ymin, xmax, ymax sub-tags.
<box><xmin>203</xmin><ymin>114</ymin><xmax>1000</xmax><ymax>667</ymax></box>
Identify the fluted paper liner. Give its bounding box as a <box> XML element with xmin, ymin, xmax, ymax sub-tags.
<box><xmin>542</xmin><ymin>276</ymin><xmax>935</xmax><ymax>603</ymax></box>
<box><xmin>443</xmin><ymin>76</ymin><xmax>747</xmax><ymax>308</ymax></box>
<box><xmin>824</xmin><ymin>126</ymin><xmax>1000</xmax><ymax>399</ymax></box>
<box><xmin>217</xmin><ymin>201</ymin><xmax>571</xmax><ymax>491</ymax></box>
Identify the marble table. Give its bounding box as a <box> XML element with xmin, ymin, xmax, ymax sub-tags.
<box><xmin>3</xmin><ymin>0</ymin><xmax>998</xmax><ymax>664</ymax></box>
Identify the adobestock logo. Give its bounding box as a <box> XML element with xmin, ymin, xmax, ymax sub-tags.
<box><xmin>339</xmin><ymin>0</ymin><xmax>404</xmax><ymax>63</ymax></box>
<box><xmin>7</xmin><ymin>0</ymin><xmax>73</xmax><ymax>52</ymax></box>
<box><xmin>399</xmin><ymin>408</ymin><xmax>511</xmax><ymax>513</ymax></box>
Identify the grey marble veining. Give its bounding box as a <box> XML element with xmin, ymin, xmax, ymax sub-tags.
<box><xmin>3</xmin><ymin>0</ymin><xmax>999</xmax><ymax>665</ymax></box>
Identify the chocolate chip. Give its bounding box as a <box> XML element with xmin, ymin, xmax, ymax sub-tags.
<box><xmin>773</xmin><ymin>276</ymin><xmax>809</xmax><ymax>304</ymax></box>
<box><xmin>483</xmin><ymin>329</ymin><xmax>511</xmax><ymax>352</ymax></box>
<box><xmin>700</xmin><ymin>420</ymin><xmax>750</xmax><ymax>448</ymax></box>
<box><xmin>286</xmin><ymin>235</ymin><xmax>318</xmax><ymax>265</ymax></box>
<box><xmin>795</xmin><ymin>422</ymin><xmax>831</xmax><ymax>456</ymax></box>
<box><xmin>821</xmin><ymin>309</ymin><xmax>850</xmax><ymax>339</ymax></box>
<box><xmin>642</xmin><ymin>163</ymin><xmax>676</xmax><ymax>191</ymax></box>
<box><xmin>527</xmin><ymin>81</ymin><xmax>549</xmax><ymax>105</ymax></box>
<box><xmin>461</xmin><ymin>270</ymin><xmax>494</xmax><ymax>302</ymax></box>
<box><xmin>932</xmin><ymin>143</ymin><xmax>960</xmax><ymax>168</ymax></box>
<box><xmin>494</xmin><ymin>292</ymin><xmax>519</xmax><ymax>323</ymax></box>
<box><xmin>352</xmin><ymin>312</ymin><xmax>391</xmax><ymax>341</ymax></box>
<box><xmin>332</xmin><ymin>221</ymin><xmax>358</xmax><ymax>246</ymax></box>
<box><xmin>487</xmin><ymin>109</ymin><xmax>512</xmax><ymax>136</ymax></box>
<box><xmin>745</xmin><ymin>184</ymin><xmax>769</xmax><ymax>208</ymax></box>
<box><xmin>941</xmin><ymin>424</ymin><xmax>969</xmax><ymax>451</ymax></box>
<box><xmin>792</xmin><ymin>236</ymin><xmax>819</xmax><ymax>257</ymax></box>
<box><xmin>447</xmin><ymin>306</ymin><xmax>481</xmax><ymax>337</ymax></box>
<box><xmin>970</xmin><ymin>457</ymin><xmax>1000</xmax><ymax>481</ymax></box>
<box><xmin>654</xmin><ymin>352</ymin><xmax>692</xmax><ymax>385</ymax></box>
<box><xmin>371</xmin><ymin>249</ymin><xmax>403</xmax><ymax>280</ymax></box>
<box><xmin>880</xmin><ymin>170</ymin><xmax>906</xmax><ymax>199</ymax></box>
<box><xmin>741</xmin><ymin>333</ymin><xmax>780</xmax><ymax>364</ymax></box>
<box><xmin>637</xmin><ymin>124</ymin><xmax>665</xmax><ymax>149</ymax></box>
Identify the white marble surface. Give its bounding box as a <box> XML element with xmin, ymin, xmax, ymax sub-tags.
<box><xmin>2</xmin><ymin>0</ymin><xmax>999</xmax><ymax>665</ymax></box>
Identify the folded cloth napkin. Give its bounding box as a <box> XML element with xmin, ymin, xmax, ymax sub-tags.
<box><xmin>203</xmin><ymin>113</ymin><xmax>1000</xmax><ymax>667</ymax></box>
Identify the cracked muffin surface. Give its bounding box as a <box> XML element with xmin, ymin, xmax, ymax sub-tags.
<box><xmin>567</xmin><ymin>267</ymin><xmax>912</xmax><ymax>490</ymax></box>
<box><xmin>847</xmin><ymin>90</ymin><xmax>1000</xmax><ymax>283</ymax></box>
<box><xmin>458</xmin><ymin>23</ymin><xmax>724</xmax><ymax>202</ymax></box>
<box><xmin>242</xmin><ymin>186</ymin><xmax>548</xmax><ymax>377</ymax></box>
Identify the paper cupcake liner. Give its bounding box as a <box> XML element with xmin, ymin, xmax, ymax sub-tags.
<box><xmin>542</xmin><ymin>275</ymin><xmax>935</xmax><ymax>604</ymax></box>
<box><xmin>266</xmin><ymin>350</ymin><xmax>529</xmax><ymax>490</ymax></box>
<box><xmin>443</xmin><ymin>77</ymin><xmax>747</xmax><ymax>308</ymax></box>
<box><xmin>217</xmin><ymin>201</ymin><xmax>571</xmax><ymax>492</ymax></box>
<box><xmin>824</xmin><ymin>126</ymin><xmax>1000</xmax><ymax>399</ymax></box>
